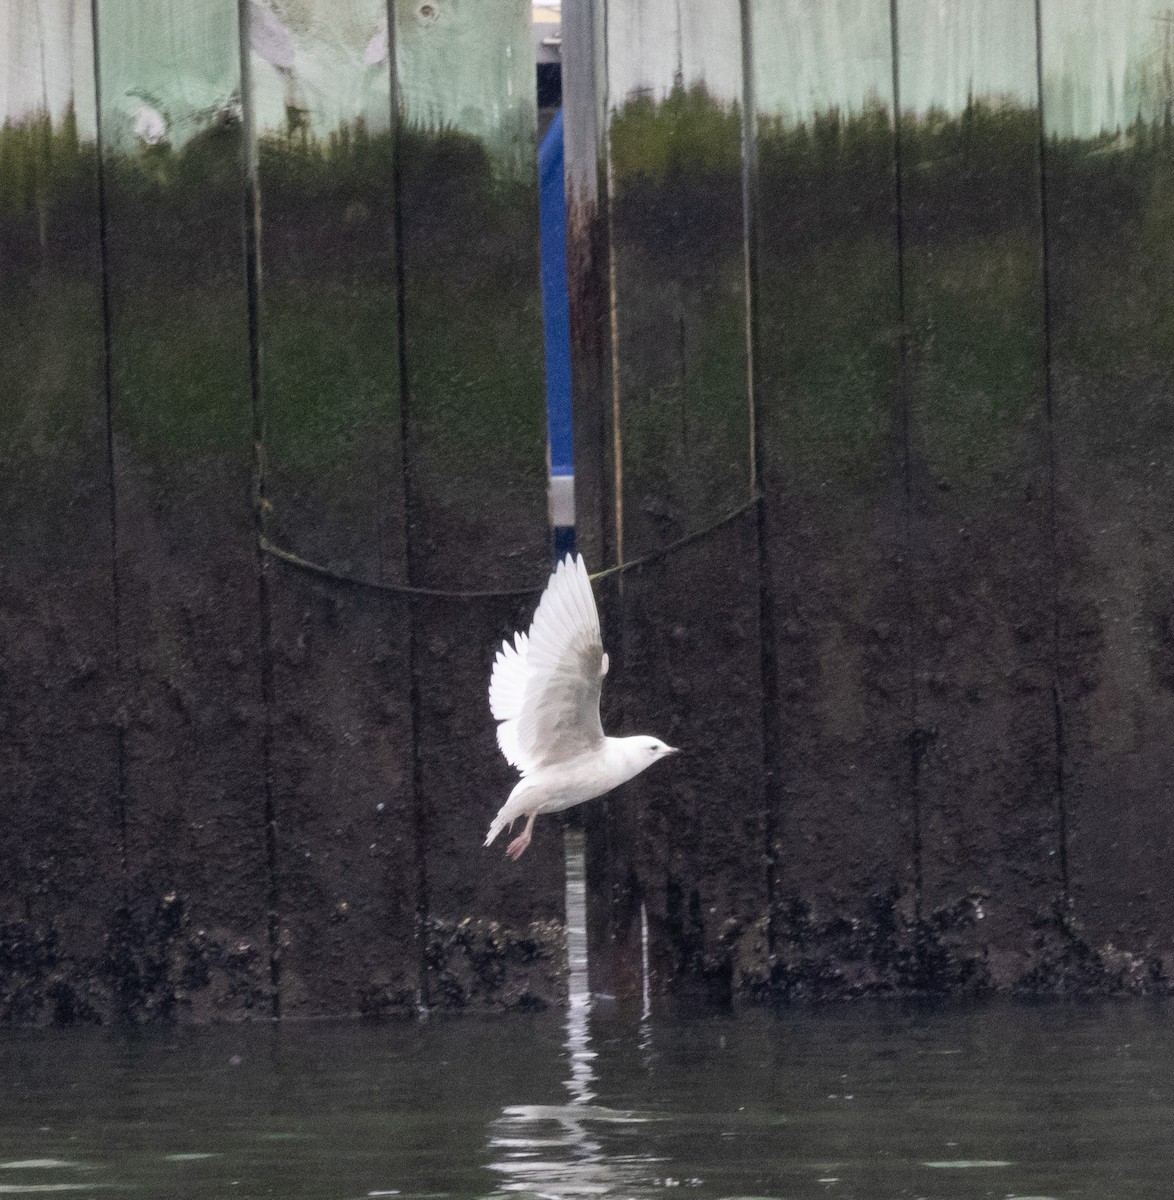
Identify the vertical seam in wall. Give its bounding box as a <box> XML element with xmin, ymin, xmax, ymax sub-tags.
<box><xmin>1034</xmin><ymin>0</ymin><xmax>1069</xmax><ymax>901</ymax></box>
<box><xmin>888</xmin><ymin>0</ymin><xmax>923</xmax><ymax>926</ymax></box>
<box><xmin>586</xmin><ymin>0</ymin><xmax>638</xmax><ymax>998</ymax></box>
<box><xmin>602</xmin><ymin>0</ymin><xmax>624</xmax><ymax>577</ymax></box>
<box><xmin>738</xmin><ymin>0</ymin><xmax>778</xmax><ymax>977</ymax></box>
<box><xmin>89</xmin><ymin>4</ymin><xmax>131</xmax><ymax>1014</ymax></box>
<box><xmin>387</xmin><ymin>0</ymin><xmax>430</xmax><ymax>1014</ymax></box>
<box><xmin>89</xmin><ymin>0</ymin><xmax>128</xmax><ymax>893</ymax></box>
<box><xmin>599</xmin><ymin>0</ymin><xmax>643</xmax><ymax>994</ymax></box>
<box><xmin>237</xmin><ymin>0</ymin><xmax>282</xmax><ymax>1020</ymax></box>
<box><xmin>605</xmin><ymin>173</ymin><xmax>624</xmax><ymax>576</ymax></box>
<box><xmin>738</xmin><ymin>0</ymin><xmax>757</xmax><ymax>498</ymax></box>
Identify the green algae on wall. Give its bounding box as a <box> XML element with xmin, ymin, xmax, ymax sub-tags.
<box><xmin>395</xmin><ymin>0</ymin><xmax>538</xmax><ymax>180</ymax></box>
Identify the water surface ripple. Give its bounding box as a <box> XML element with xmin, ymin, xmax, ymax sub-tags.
<box><xmin>1</xmin><ymin>997</ymin><xmax>1169</xmax><ymax>1198</ymax></box>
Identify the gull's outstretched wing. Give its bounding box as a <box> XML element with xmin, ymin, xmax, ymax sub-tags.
<box><xmin>489</xmin><ymin>553</ymin><xmax>608</xmax><ymax>775</ymax></box>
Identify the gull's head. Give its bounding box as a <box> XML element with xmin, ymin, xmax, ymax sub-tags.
<box><xmin>627</xmin><ymin>735</ymin><xmax>679</xmax><ymax>763</ymax></box>
<box><xmin>610</xmin><ymin>735</ymin><xmax>680</xmax><ymax>786</ymax></box>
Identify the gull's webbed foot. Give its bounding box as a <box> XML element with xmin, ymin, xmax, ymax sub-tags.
<box><xmin>504</xmin><ymin>811</ymin><xmax>537</xmax><ymax>861</ymax></box>
<box><xmin>505</xmin><ymin>830</ymin><xmax>531</xmax><ymax>861</ymax></box>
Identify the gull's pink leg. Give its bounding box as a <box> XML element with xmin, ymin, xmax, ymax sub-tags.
<box><xmin>506</xmin><ymin>812</ymin><xmax>537</xmax><ymax>861</ymax></box>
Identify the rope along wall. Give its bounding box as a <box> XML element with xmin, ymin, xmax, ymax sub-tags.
<box><xmin>257</xmin><ymin>492</ymin><xmax>762</xmax><ymax>599</ymax></box>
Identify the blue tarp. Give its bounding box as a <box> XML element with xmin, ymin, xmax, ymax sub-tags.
<box><xmin>538</xmin><ymin>110</ymin><xmax>573</xmax><ymax>481</ymax></box>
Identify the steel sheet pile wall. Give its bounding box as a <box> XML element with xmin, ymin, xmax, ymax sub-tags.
<box><xmin>566</xmin><ymin>0</ymin><xmax>1174</xmax><ymax>1002</ymax></box>
<box><xmin>0</xmin><ymin>0</ymin><xmax>561</xmax><ymax>1023</ymax></box>
<box><xmin>749</xmin><ymin>0</ymin><xmax>916</xmax><ymax>996</ymax></box>
<box><xmin>0</xmin><ymin>2</ymin><xmax>119</xmax><ymax>1024</ymax></box>
<box><xmin>245</xmin><ymin>0</ymin><xmax>416</xmax><ymax>1018</ymax></box>
<box><xmin>4</xmin><ymin>0</ymin><xmax>1174</xmax><ymax>1023</ymax></box>
<box><xmin>1041</xmin><ymin>0</ymin><xmax>1174</xmax><ymax>988</ymax></box>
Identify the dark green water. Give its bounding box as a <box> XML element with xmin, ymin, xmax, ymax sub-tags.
<box><xmin>1</xmin><ymin>995</ymin><xmax>1172</xmax><ymax>1199</ymax></box>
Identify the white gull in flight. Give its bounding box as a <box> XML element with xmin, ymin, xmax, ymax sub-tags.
<box><xmin>484</xmin><ymin>553</ymin><xmax>678</xmax><ymax>861</ymax></box>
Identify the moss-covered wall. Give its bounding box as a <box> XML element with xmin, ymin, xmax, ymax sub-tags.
<box><xmin>0</xmin><ymin>0</ymin><xmax>557</xmax><ymax>1025</ymax></box>
<box><xmin>568</xmin><ymin>0</ymin><xmax>1174</xmax><ymax>1003</ymax></box>
<box><xmin>6</xmin><ymin>0</ymin><xmax>1174</xmax><ymax>1022</ymax></box>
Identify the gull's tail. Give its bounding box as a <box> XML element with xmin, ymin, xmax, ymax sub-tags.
<box><xmin>483</xmin><ymin>810</ymin><xmax>510</xmax><ymax>848</ymax></box>
<box><xmin>484</xmin><ymin>783</ymin><xmax>532</xmax><ymax>848</ymax></box>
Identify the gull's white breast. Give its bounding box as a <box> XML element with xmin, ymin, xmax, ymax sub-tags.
<box><xmin>502</xmin><ymin>737</ymin><xmax>646</xmax><ymax>820</ymax></box>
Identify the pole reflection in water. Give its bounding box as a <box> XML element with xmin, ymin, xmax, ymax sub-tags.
<box><xmin>485</xmin><ymin>828</ymin><xmax>662</xmax><ymax>1198</ymax></box>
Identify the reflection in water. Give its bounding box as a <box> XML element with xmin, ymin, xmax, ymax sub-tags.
<box><xmin>564</xmin><ymin>828</ymin><xmax>596</xmax><ymax>1109</ymax></box>
<box><xmin>486</xmin><ymin>829</ymin><xmax>660</xmax><ymax>1198</ymax></box>
<box><xmin>3</xmin><ymin>980</ymin><xmax>1174</xmax><ymax>1196</ymax></box>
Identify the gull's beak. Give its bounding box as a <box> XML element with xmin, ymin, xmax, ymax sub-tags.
<box><xmin>665</xmin><ymin>745</ymin><xmax>680</xmax><ymax>755</ymax></box>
